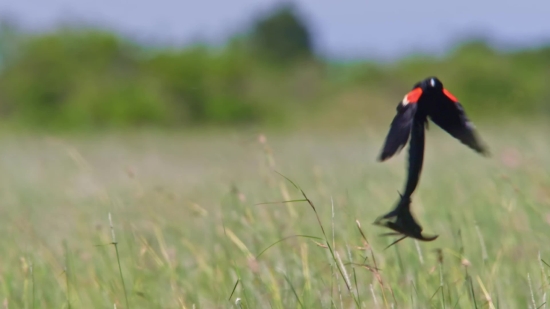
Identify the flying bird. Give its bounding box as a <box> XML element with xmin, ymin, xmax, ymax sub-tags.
<box><xmin>373</xmin><ymin>118</ymin><xmax>438</xmax><ymax>248</ymax></box>
<box><xmin>378</xmin><ymin>77</ymin><xmax>489</xmax><ymax>162</ymax></box>
<box><xmin>374</xmin><ymin>76</ymin><xmax>488</xmax><ymax>247</ymax></box>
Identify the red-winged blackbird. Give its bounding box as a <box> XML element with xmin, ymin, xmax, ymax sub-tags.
<box><xmin>378</xmin><ymin>77</ymin><xmax>489</xmax><ymax>162</ymax></box>
<box><xmin>373</xmin><ymin>118</ymin><xmax>438</xmax><ymax>247</ymax></box>
<box><xmin>374</xmin><ymin>77</ymin><xmax>488</xmax><ymax>247</ymax></box>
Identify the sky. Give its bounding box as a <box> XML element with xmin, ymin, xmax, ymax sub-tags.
<box><xmin>1</xmin><ymin>0</ymin><xmax>550</xmax><ymax>60</ymax></box>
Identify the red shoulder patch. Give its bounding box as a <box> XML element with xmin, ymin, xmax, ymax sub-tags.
<box><xmin>402</xmin><ymin>87</ymin><xmax>423</xmax><ymax>105</ymax></box>
<box><xmin>443</xmin><ymin>88</ymin><xmax>458</xmax><ymax>102</ymax></box>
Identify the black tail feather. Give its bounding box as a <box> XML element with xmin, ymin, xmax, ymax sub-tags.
<box><xmin>373</xmin><ymin>194</ymin><xmax>438</xmax><ymax>244</ymax></box>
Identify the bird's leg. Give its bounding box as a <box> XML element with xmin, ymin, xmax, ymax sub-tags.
<box><xmin>384</xmin><ymin>235</ymin><xmax>409</xmax><ymax>250</ymax></box>
<box><xmin>378</xmin><ymin>232</ymin><xmax>403</xmax><ymax>237</ymax></box>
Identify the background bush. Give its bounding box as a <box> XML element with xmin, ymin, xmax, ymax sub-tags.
<box><xmin>0</xmin><ymin>5</ymin><xmax>548</xmax><ymax>131</ymax></box>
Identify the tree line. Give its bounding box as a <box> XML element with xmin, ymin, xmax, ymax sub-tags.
<box><xmin>0</xmin><ymin>4</ymin><xmax>548</xmax><ymax>131</ymax></box>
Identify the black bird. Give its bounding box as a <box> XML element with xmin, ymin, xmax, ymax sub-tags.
<box><xmin>378</xmin><ymin>77</ymin><xmax>489</xmax><ymax>162</ymax></box>
<box><xmin>373</xmin><ymin>118</ymin><xmax>438</xmax><ymax>247</ymax></box>
<box><xmin>374</xmin><ymin>77</ymin><xmax>489</xmax><ymax>247</ymax></box>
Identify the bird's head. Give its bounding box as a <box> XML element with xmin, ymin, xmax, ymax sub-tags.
<box><xmin>421</xmin><ymin>76</ymin><xmax>443</xmax><ymax>90</ymax></box>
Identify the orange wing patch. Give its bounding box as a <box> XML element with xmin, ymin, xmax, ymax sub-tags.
<box><xmin>402</xmin><ymin>87</ymin><xmax>423</xmax><ymax>105</ymax></box>
<box><xmin>443</xmin><ymin>89</ymin><xmax>458</xmax><ymax>102</ymax></box>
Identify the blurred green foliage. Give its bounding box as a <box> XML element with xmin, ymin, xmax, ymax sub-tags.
<box><xmin>249</xmin><ymin>3</ymin><xmax>313</xmax><ymax>64</ymax></box>
<box><xmin>0</xmin><ymin>8</ymin><xmax>549</xmax><ymax>131</ymax></box>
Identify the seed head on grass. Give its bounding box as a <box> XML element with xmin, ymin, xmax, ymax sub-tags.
<box><xmin>235</xmin><ymin>297</ymin><xmax>243</xmax><ymax>308</ymax></box>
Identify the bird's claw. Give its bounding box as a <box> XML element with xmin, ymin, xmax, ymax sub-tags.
<box><xmin>373</xmin><ymin>212</ymin><xmax>438</xmax><ymax>248</ymax></box>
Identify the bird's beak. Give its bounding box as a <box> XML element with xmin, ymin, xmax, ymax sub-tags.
<box><xmin>430</xmin><ymin>78</ymin><xmax>435</xmax><ymax>87</ymax></box>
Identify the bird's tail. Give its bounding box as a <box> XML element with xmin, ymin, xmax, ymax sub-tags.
<box><xmin>373</xmin><ymin>193</ymin><xmax>438</xmax><ymax>242</ymax></box>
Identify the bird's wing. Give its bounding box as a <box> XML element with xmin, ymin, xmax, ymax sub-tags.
<box><xmin>428</xmin><ymin>89</ymin><xmax>490</xmax><ymax>156</ymax></box>
<box><xmin>377</xmin><ymin>87</ymin><xmax>422</xmax><ymax>161</ymax></box>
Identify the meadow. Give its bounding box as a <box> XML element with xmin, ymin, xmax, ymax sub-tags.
<box><xmin>0</xmin><ymin>120</ymin><xmax>549</xmax><ymax>308</ymax></box>
<box><xmin>1</xmin><ymin>15</ymin><xmax>550</xmax><ymax>308</ymax></box>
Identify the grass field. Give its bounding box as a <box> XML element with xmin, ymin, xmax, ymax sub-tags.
<box><xmin>0</xmin><ymin>121</ymin><xmax>549</xmax><ymax>308</ymax></box>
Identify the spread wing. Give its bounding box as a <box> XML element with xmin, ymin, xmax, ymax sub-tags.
<box><xmin>428</xmin><ymin>89</ymin><xmax>489</xmax><ymax>156</ymax></box>
<box><xmin>378</xmin><ymin>103</ymin><xmax>417</xmax><ymax>161</ymax></box>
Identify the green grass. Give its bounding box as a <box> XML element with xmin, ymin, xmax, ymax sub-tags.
<box><xmin>0</xmin><ymin>121</ymin><xmax>549</xmax><ymax>308</ymax></box>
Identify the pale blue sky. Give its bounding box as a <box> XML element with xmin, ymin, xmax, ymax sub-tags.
<box><xmin>1</xmin><ymin>0</ymin><xmax>549</xmax><ymax>60</ymax></box>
